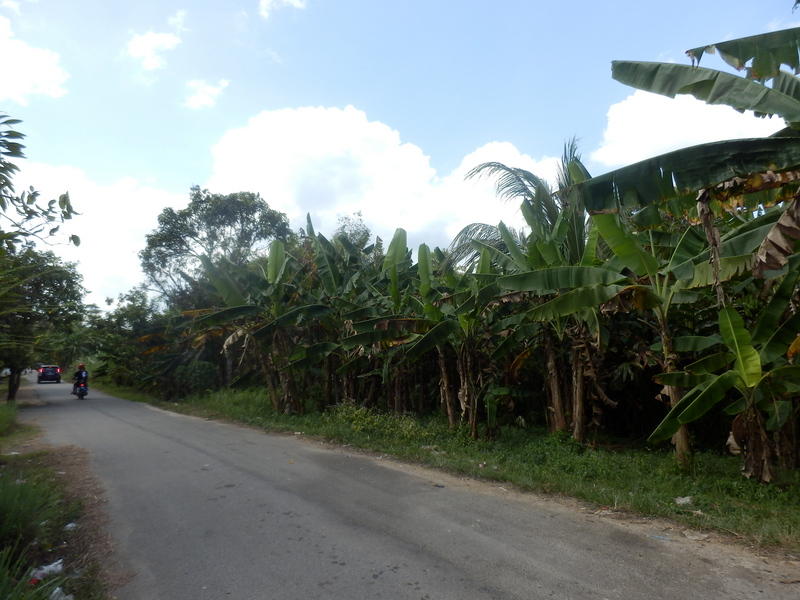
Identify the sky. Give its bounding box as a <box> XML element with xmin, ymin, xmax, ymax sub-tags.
<box><xmin>1</xmin><ymin>0</ymin><xmax>797</xmax><ymax>308</ymax></box>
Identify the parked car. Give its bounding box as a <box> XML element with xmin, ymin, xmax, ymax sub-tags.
<box><xmin>37</xmin><ymin>365</ymin><xmax>61</xmax><ymax>383</ymax></box>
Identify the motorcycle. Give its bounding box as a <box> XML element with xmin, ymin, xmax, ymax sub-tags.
<box><xmin>75</xmin><ymin>381</ymin><xmax>88</xmax><ymax>400</ymax></box>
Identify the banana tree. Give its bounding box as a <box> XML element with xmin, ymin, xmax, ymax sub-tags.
<box><xmin>458</xmin><ymin>142</ymin><xmax>611</xmax><ymax>440</ymax></box>
<box><xmin>649</xmin><ymin>256</ymin><xmax>800</xmax><ymax>481</ymax></box>
<box><xmin>401</xmin><ymin>247</ymin><xmax>526</xmax><ymax>439</ymax></box>
<box><xmin>570</xmin><ymin>25</ymin><xmax>800</xmax><ymax>462</ymax></box>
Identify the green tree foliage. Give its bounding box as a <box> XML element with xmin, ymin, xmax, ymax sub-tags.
<box><xmin>139</xmin><ymin>186</ymin><xmax>294</xmax><ymax>307</ymax></box>
<box><xmin>0</xmin><ymin>247</ymin><xmax>85</xmax><ymax>400</ymax></box>
<box><xmin>91</xmin><ymin>286</ymin><xmax>164</xmax><ymax>387</ymax></box>
<box><xmin>333</xmin><ymin>211</ymin><xmax>372</xmax><ymax>250</ymax></box>
<box><xmin>0</xmin><ymin>114</ymin><xmax>78</xmax><ymax>252</ymax></box>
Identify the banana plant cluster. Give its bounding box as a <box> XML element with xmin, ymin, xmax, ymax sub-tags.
<box><xmin>137</xmin><ymin>26</ymin><xmax>800</xmax><ymax>479</ymax></box>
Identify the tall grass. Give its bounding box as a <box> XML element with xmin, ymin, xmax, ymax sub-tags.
<box><xmin>0</xmin><ymin>467</ymin><xmax>63</xmax><ymax>561</ymax></box>
<box><xmin>0</xmin><ymin>403</ymin><xmax>16</xmax><ymax>437</ymax></box>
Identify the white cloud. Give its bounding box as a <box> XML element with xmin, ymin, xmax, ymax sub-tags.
<box><xmin>1</xmin><ymin>1</ymin><xmax>21</xmax><ymax>15</ymax></box>
<box><xmin>125</xmin><ymin>12</ymin><xmax>187</xmax><ymax>72</ymax></box>
<box><xmin>205</xmin><ymin>106</ymin><xmax>554</xmax><ymax>252</ymax></box>
<box><xmin>591</xmin><ymin>90</ymin><xmax>784</xmax><ymax>169</ymax></box>
<box><xmin>259</xmin><ymin>0</ymin><xmax>307</xmax><ymax>20</ymax></box>
<box><xmin>126</xmin><ymin>30</ymin><xmax>181</xmax><ymax>71</ymax></box>
<box><xmin>184</xmin><ymin>79</ymin><xmax>229</xmax><ymax>109</ymax></box>
<box><xmin>15</xmin><ymin>162</ymin><xmax>185</xmax><ymax>307</ymax></box>
<box><xmin>0</xmin><ymin>15</ymin><xmax>68</xmax><ymax>105</ymax></box>
<box><xmin>168</xmin><ymin>9</ymin><xmax>188</xmax><ymax>33</ymax></box>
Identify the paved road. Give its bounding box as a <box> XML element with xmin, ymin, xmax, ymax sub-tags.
<box><xmin>16</xmin><ymin>377</ymin><xmax>799</xmax><ymax>600</ymax></box>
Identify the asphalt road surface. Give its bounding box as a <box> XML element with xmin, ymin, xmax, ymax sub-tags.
<box><xmin>17</xmin><ymin>377</ymin><xmax>800</xmax><ymax>600</ymax></box>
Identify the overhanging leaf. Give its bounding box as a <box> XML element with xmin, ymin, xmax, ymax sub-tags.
<box><xmin>612</xmin><ymin>61</ymin><xmax>800</xmax><ymax>124</ymax></box>
<box><xmin>581</xmin><ymin>138</ymin><xmax>800</xmax><ymax>214</ymax></box>
<box><xmin>686</xmin><ymin>28</ymin><xmax>800</xmax><ymax>80</ymax></box>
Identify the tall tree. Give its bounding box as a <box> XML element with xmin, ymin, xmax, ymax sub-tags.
<box><xmin>139</xmin><ymin>186</ymin><xmax>293</xmax><ymax>306</ymax></box>
<box><xmin>0</xmin><ymin>246</ymin><xmax>85</xmax><ymax>400</ymax></box>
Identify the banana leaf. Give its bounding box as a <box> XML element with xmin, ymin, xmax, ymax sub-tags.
<box><xmin>671</xmin><ymin>216</ymin><xmax>780</xmax><ymax>281</ymax></box>
<box><xmin>647</xmin><ymin>383</ymin><xmax>709</xmax><ymax>443</ymax></box>
<box><xmin>683</xmin><ymin>351</ymin><xmax>735</xmax><ymax>375</ymax></box>
<box><xmin>527</xmin><ymin>284</ymin><xmax>628</xmax><ymax>321</ymax></box>
<box><xmin>267</xmin><ymin>240</ymin><xmax>286</xmax><ymax>285</ymax></box>
<box><xmin>418</xmin><ymin>243</ymin><xmax>432</xmax><ymax>297</ymax></box>
<box><xmin>653</xmin><ymin>371</ymin><xmax>714</xmax><ymax>387</ymax></box>
<box><xmin>340</xmin><ymin>329</ymin><xmax>408</xmax><ymax>349</ymax></box>
<box><xmin>455</xmin><ymin>282</ymin><xmax>501</xmax><ymax>316</ymax></box>
<box><xmin>200</xmin><ymin>255</ymin><xmax>246</xmax><ymax>307</ymax></box>
<box><xmin>580</xmin><ymin>138</ymin><xmax>800</xmax><ymax>214</ymax></box>
<box><xmin>195</xmin><ymin>304</ymin><xmax>264</xmax><ymax>326</ymax></box>
<box><xmin>719</xmin><ymin>307</ymin><xmax>762</xmax><ymax>389</ymax></box>
<box><xmin>753</xmin><ymin>365</ymin><xmax>800</xmax><ymax>407</ymax></box>
<box><xmin>593</xmin><ymin>213</ymin><xmax>660</xmax><ymax>276</ymax></box>
<box><xmin>612</xmin><ymin>61</ymin><xmax>800</xmax><ymax>124</ymax></box>
<box><xmin>498</xmin><ymin>221</ymin><xmax>528</xmax><ymax>270</ymax></box>
<box><xmin>751</xmin><ymin>253</ymin><xmax>800</xmax><ymax>346</ymax></box>
<box><xmin>498</xmin><ymin>265</ymin><xmax>626</xmax><ymax>293</ymax></box>
<box><xmin>579</xmin><ymin>219</ymin><xmax>600</xmax><ymax>267</ymax></box>
<box><xmin>288</xmin><ymin>342</ymin><xmax>339</xmax><ymax>369</ymax></box>
<box><xmin>382</xmin><ymin>228</ymin><xmax>408</xmax><ymax>272</ymax></box>
<box><xmin>405</xmin><ymin>320</ymin><xmax>462</xmax><ymax>361</ymax></box>
<box><xmin>766</xmin><ymin>400</ymin><xmax>793</xmax><ymax>431</ymax></box>
<box><xmin>686</xmin><ymin>28</ymin><xmax>800</xmax><ymax>81</ymax></box>
<box><xmin>759</xmin><ymin>312</ymin><xmax>800</xmax><ymax>364</ymax></box>
<box><xmin>310</xmin><ymin>232</ymin><xmax>340</xmax><ymax>296</ymax></box>
<box><xmin>252</xmin><ymin>304</ymin><xmax>333</xmax><ymax>341</ymax></box>
<box><xmin>682</xmin><ymin>255</ymin><xmax>756</xmax><ymax>289</ymax></box>
<box><xmin>672</xmin><ymin>335</ymin><xmax>723</xmax><ymax>352</ymax></box>
<box><xmin>676</xmin><ymin>370</ymin><xmax>740</xmax><ymax>424</ymax></box>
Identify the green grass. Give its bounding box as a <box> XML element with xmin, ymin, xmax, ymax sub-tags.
<box><xmin>0</xmin><ymin>438</ymin><xmax>105</xmax><ymax>598</ymax></box>
<box><xmin>0</xmin><ymin>403</ymin><xmax>16</xmax><ymax>437</ymax></box>
<box><xmin>93</xmin><ymin>383</ymin><xmax>800</xmax><ymax>553</ymax></box>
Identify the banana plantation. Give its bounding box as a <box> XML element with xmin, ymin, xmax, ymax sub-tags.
<box><xmin>84</xmin><ymin>27</ymin><xmax>800</xmax><ymax>484</ymax></box>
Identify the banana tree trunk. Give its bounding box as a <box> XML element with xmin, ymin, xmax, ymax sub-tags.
<box><xmin>731</xmin><ymin>406</ymin><xmax>775</xmax><ymax>483</ymax></box>
<box><xmin>659</xmin><ymin>319</ymin><xmax>692</xmax><ymax>466</ymax></box>
<box><xmin>259</xmin><ymin>349</ymin><xmax>282</xmax><ymax>412</ymax></box>
<box><xmin>456</xmin><ymin>345</ymin><xmax>479</xmax><ymax>439</ymax></box>
<box><xmin>571</xmin><ymin>344</ymin><xmax>586</xmax><ymax>443</ymax></box>
<box><xmin>544</xmin><ymin>330</ymin><xmax>568</xmax><ymax>432</ymax></box>
<box><xmin>437</xmin><ymin>346</ymin><xmax>459</xmax><ymax>429</ymax></box>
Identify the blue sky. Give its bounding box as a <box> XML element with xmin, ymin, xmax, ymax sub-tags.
<box><xmin>1</xmin><ymin>0</ymin><xmax>797</xmax><ymax>306</ymax></box>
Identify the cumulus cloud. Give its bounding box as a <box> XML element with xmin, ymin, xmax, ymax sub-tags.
<box><xmin>125</xmin><ymin>11</ymin><xmax>186</xmax><ymax>71</ymax></box>
<box><xmin>259</xmin><ymin>0</ymin><xmax>307</xmax><ymax>20</ymax></box>
<box><xmin>591</xmin><ymin>90</ymin><xmax>784</xmax><ymax>169</ymax></box>
<box><xmin>184</xmin><ymin>79</ymin><xmax>229</xmax><ymax>109</ymax></box>
<box><xmin>126</xmin><ymin>31</ymin><xmax>181</xmax><ymax>71</ymax></box>
<box><xmin>15</xmin><ymin>162</ymin><xmax>186</xmax><ymax>307</ymax></box>
<box><xmin>0</xmin><ymin>15</ymin><xmax>68</xmax><ymax>105</ymax></box>
<box><xmin>205</xmin><ymin>106</ymin><xmax>555</xmax><ymax>251</ymax></box>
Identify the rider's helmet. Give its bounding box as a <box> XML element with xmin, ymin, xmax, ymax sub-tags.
<box><xmin>78</xmin><ymin>363</ymin><xmax>85</xmax><ymax>369</ymax></box>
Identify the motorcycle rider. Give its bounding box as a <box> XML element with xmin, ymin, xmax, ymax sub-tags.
<box><xmin>72</xmin><ymin>363</ymin><xmax>88</xmax><ymax>395</ymax></box>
